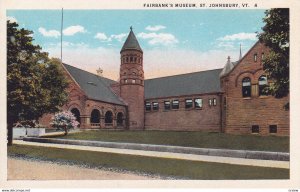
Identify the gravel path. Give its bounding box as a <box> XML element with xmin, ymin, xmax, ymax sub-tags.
<box><xmin>8</xmin><ymin>157</ymin><xmax>156</xmax><ymax>180</ymax></box>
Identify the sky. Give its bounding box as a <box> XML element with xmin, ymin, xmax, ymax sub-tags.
<box><xmin>7</xmin><ymin>10</ymin><xmax>266</xmax><ymax>80</ymax></box>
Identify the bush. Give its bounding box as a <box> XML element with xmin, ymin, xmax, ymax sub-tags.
<box><xmin>50</xmin><ymin>111</ymin><xmax>79</xmax><ymax>135</ymax></box>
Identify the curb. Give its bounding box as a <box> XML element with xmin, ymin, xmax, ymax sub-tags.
<box><xmin>23</xmin><ymin>137</ymin><xmax>289</xmax><ymax>161</ymax></box>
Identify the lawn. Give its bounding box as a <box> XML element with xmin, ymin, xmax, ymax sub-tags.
<box><xmin>8</xmin><ymin>144</ymin><xmax>289</xmax><ymax>180</ymax></box>
<box><xmin>49</xmin><ymin>130</ymin><xmax>289</xmax><ymax>152</ymax></box>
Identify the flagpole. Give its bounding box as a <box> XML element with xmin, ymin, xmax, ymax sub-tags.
<box><xmin>61</xmin><ymin>8</ymin><xmax>63</xmax><ymax>65</ymax></box>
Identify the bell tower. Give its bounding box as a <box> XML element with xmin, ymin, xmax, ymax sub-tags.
<box><xmin>120</xmin><ymin>27</ymin><xmax>144</xmax><ymax>130</ymax></box>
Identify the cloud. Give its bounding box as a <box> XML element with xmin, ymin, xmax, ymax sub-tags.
<box><xmin>137</xmin><ymin>32</ymin><xmax>178</xmax><ymax>46</ymax></box>
<box><xmin>110</xmin><ymin>33</ymin><xmax>127</xmax><ymax>42</ymax></box>
<box><xmin>94</xmin><ymin>33</ymin><xmax>108</xmax><ymax>41</ymax></box>
<box><xmin>38</xmin><ymin>27</ymin><xmax>60</xmax><ymax>38</ymax></box>
<box><xmin>145</xmin><ymin>25</ymin><xmax>166</xmax><ymax>31</ymax></box>
<box><xmin>218</xmin><ymin>33</ymin><xmax>257</xmax><ymax>41</ymax></box>
<box><xmin>94</xmin><ymin>33</ymin><xmax>127</xmax><ymax>42</ymax></box>
<box><xmin>216</xmin><ymin>41</ymin><xmax>235</xmax><ymax>49</ymax></box>
<box><xmin>7</xmin><ymin>16</ymin><xmax>17</xmax><ymax>23</ymax></box>
<box><xmin>63</xmin><ymin>25</ymin><xmax>86</xmax><ymax>36</ymax></box>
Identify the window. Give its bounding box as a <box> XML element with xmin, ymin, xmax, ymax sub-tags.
<box><xmin>126</xmin><ymin>57</ymin><xmax>129</xmax><ymax>62</ymax></box>
<box><xmin>252</xmin><ymin>125</ymin><xmax>259</xmax><ymax>133</ymax></box>
<box><xmin>254</xmin><ymin>53</ymin><xmax>257</xmax><ymax>62</ymax></box>
<box><xmin>209</xmin><ymin>99</ymin><xmax>212</xmax><ymax>106</ymax></box>
<box><xmin>194</xmin><ymin>98</ymin><xmax>203</xmax><ymax>108</ymax></box>
<box><xmin>145</xmin><ymin>102</ymin><xmax>151</xmax><ymax>111</ymax></box>
<box><xmin>124</xmin><ymin>79</ymin><xmax>128</xmax><ymax>83</ymax></box>
<box><xmin>261</xmin><ymin>52</ymin><xmax>265</xmax><ymax>60</ymax></box>
<box><xmin>130</xmin><ymin>57</ymin><xmax>133</xmax><ymax>62</ymax></box>
<box><xmin>132</xmin><ymin>79</ymin><xmax>136</xmax><ymax>84</ymax></box>
<box><xmin>123</xmin><ymin>58</ymin><xmax>125</xmax><ymax>63</ymax></box>
<box><xmin>269</xmin><ymin>125</ymin><xmax>277</xmax><ymax>133</ymax></box>
<box><xmin>185</xmin><ymin>99</ymin><xmax>193</xmax><ymax>109</ymax></box>
<box><xmin>134</xmin><ymin>57</ymin><xmax>137</xmax><ymax>62</ymax></box>
<box><xmin>164</xmin><ymin>101</ymin><xmax>170</xmax><ymax>110</ymax></box>
<box><xmin>153</xmin><ymin>102</ymin><xmax>159</xmax><ymax>111</ymax></box>
<box><xmin>172</xmin><ymin>100</ymin><xmax>179</xmax><ymax>109</ymax></box>
<box><xmin>242</xmin><ymin>77</ymin><xmax>251</xmax><ymax>97</ymax></box>
<box><xmin>213</xmin><ymin>98</ymin><xmax>217</xmax><ymax>106</ymax></box>
<box><xmin>258</xmin><ymin>75</ymin><xmax>268</xmax><ymax>96</ymax></box>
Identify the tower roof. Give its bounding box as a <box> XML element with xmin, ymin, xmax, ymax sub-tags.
<box><xmin>219</xmin><ymin>56</ymin><xmax>235</xmax><ymax>77</ymax></box>
<box><xmin>121</xmin><ymin>27</ymin><xmax>143</xmax><ymax>53</ymax></box>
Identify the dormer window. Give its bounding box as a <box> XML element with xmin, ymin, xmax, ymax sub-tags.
<box><xmin>87</xmin><ymin>81</ymin><xmax>97</xmax><ymax>86</ymax></box>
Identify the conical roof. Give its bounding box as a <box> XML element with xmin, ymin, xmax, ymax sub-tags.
<box><xmin>219</xmin><ymin>56</ymin><xmax>235</xmax><ymax>77</ymax></box>
<box><xmin>121</xmin><ymin>27</ymin><xmax>143</xmax><ymax>53</ymax></box>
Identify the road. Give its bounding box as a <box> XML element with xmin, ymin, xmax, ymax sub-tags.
<box><xmin>7</xmin><ymin>157</ymin><xmax>156</xmax><ymax>180</ymax></box>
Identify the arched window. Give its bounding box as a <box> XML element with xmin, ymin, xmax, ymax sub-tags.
<box><xmin>105</xmin><ymin>111</ymin><xmax>113</xmax><ymax>124</ymax></box>
<box><xmin>117</xmin><ymin>112</ymin><xmax>124</xmax><ymax>126</ymax></box>
<box><xmin>258</xmin><ymin>75</ymin><xmax>268</xmax><ymax>96</ymax></box>
<box><xmin>90</xmin><ymin>109</ymin><xmax>100</xmax><ymax>123</ymax></box>
<box><xmin>242</xmin><ymin>77</ymin><xmax>251</xmax><ymax>97</ymax></box>
<box><xmin>71</xmin><ymin>108</ymin><xmax>81</xmax><ymax>126</ymax></box>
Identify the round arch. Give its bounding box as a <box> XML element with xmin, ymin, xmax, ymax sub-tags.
<box><xmin>117</xmin><ymin>112</ymin><xmax>124</xmax><ymax>127</ymax></box>
<box><xmin>90</xmin><ymin>109</ymin><xmax>101</xmax><ymax>124</ymax></box>
<box><xmin>70</xmin><ymin>108</ymin><xmax>81</xmax><ymax>125</ymax></box>
<box><xmin>105</xmin><ymin>111</ymin><xmax>113</xmax><ymax>124</ymax></box>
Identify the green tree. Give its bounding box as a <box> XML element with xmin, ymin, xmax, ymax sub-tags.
<box><xmin>258</xmin><ymin>8</ymin><xmax>289</xmax><ymax>99</ymax></box>
<box><xmin>7</xmin><ymin>20</ymin><xmax>69</xmax><ymax>145</ymax></box>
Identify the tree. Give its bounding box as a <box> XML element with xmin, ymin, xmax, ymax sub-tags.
<box><xmin>51</xmin><ymin>111</ymin><xmax>79</xmax><ymax>135</ymax></box>
<box><xmin>258</xmin><ymin>9</ymin><xmax>289</xmax><ymax>99</ymax></box>
<box><xmin>7</xmin><ymin>20</ymin><xmax>69</xmax><ymax>145</ymax></box>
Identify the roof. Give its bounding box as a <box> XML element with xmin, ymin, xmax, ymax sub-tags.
<box><xmin>219</xmin><ymin>57</ymin><xmax>235</xmax><ymax>77</ymax></box>
<box><xmin>144</xmin><ymin>69</ymin><xmax>223</xmax><ymax>99</ymax></box>
<box><xmin>121</xmin><ymin>28</ymin><xmax>143</xmax><ymax>53</ymax></box>
<box><xmin>63</xmin><ymin>63</ymin><xmax>125</xmax><ymax>105</ymax></box>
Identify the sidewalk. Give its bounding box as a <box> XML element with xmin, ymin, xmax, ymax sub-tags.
<box><xmin>14</xmin><ymin>140</ymin><xmax>289</xmax><ymax>169</ymax></box>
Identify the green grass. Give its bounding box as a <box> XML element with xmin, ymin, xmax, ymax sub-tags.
<box><xmin>8</xmin><ymin>144</ymin><xmax>289</xmax><ymax>180</ymax></box>
<box><xmin>49</xmin><ymin>130</ymin><xmax>289</xmax><ymax>152</ymax></box>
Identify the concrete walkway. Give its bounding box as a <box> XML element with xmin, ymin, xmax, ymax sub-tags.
<box><xmin>13</xmin><ymin>140</ymin><xmax>289</xmax><ymax>169</ymax></box>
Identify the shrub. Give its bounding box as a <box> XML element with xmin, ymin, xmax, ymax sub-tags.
<box><xmin>51</xmin><ymin>111</ymin><xmax>79</xmax><ymax>135</ymax></box>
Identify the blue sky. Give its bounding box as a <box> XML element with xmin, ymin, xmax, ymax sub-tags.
<box><xmin>7</xmin><ymin>10</ymin><xmax>266</xmax><ymax>80</ymax></box>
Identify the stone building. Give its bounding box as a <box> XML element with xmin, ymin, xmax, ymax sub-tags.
<box><xmin>40</xmin><ymin>28</ymin><xmax>289</xmax><ymax>136</ymax></box>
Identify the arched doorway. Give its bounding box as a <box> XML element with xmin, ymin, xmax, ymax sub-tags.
<box><xmin>91</xmin><ymin>109</ymin><xmax>100</xmax><ymax>124</ymax></box>
<box><xmin>71</xmin><ymin>108</ymin><xmax>81</xmax><ymax>126</ymax></box>
<box><xmin>117</xmin><ymin>112</ymin><xmax>124</xmax><ymax>127</ymax></box>
<box><xmin>105</xmin><ymin>111</ymin><xmax>113</xmax><ymax>126</ymax></box>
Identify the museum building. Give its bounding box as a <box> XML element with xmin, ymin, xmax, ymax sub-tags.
<box><xmin>40</xmin><ymin>28</ymin><xmax>289</xmax><ymax>136</ymax></box>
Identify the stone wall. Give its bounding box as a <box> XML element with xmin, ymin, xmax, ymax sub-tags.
<box><xmin>221</xmin><ymin>42</ymin><xmax>289</xmax><ymax>136</ymax></box>
<box><xmin>144</xmin><ymin>93</ymin><xmax>222</xmax><ymax>131</ymax></box>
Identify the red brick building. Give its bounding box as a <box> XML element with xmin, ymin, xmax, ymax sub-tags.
<box><xmin>40</xmin><ymin>28</ymin><xmax>289</xmax><ymax>136</ymax></box>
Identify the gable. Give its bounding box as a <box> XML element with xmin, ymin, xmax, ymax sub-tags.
<box><xmin>63</xmin><ymin>64</ymin><xmax>125</xmax><ymax>105</ymax></box>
